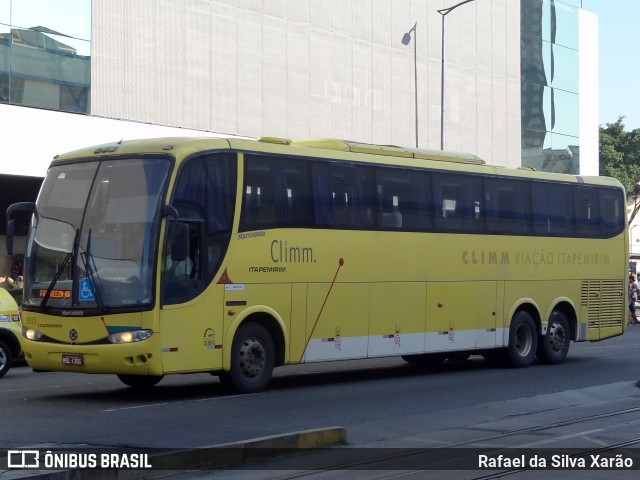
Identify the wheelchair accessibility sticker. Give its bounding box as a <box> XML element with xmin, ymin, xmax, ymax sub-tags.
<box><xmin>79</xmin><ymin>279</ymin><xmax>95</xmax><ymax>302</ymax></box>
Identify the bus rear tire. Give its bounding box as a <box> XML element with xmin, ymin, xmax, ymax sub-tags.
<box><xmin>221</xmin><ymin>323</ymin><xmax>274</xmax><ymax>394</ymax></box>
<box><xmin>0</xmin><ymin>339</ymin><xmax>13</xmax><ymax>378</ymax></box>
<box><xmin>536</xmin><ymin>311</ymin><xmax>570</xmax><ymax>365</ymax></box>
<box><xmin>117</xmin><ymin>374</ymin><xmax>163</xmax><ymax>388</ymax></box>
<box><xmin>505</xmin><ymin>311</ymin><xmax>538</xmax><ymax>368</ymax></box>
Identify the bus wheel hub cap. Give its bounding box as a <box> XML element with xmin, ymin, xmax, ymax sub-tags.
<box><xmin>239</xmin><ymin>338</ymin><xmax>265</xmax><ymax>377</ymax></box>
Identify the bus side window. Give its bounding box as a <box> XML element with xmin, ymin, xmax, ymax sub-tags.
<box><xmin>486</xmin><ymin>178</ymin><xmax>532</xmax><ymax>234</ymax></box>
<box><xmin>532</xmin><ymin>182</ymin><xmax>574</xmax><ymax>236</ymax></box>
<box><xmin>376</xmin><ymin>176</ymin><xmax>407</xmax><ymax>229</ymax></box>
<box><xmin>600</xmin><ymin>188</ymin><xmax>624</xmax><ymax>237</ymax></box>
<box><xmin>575</xmin><ymin>186</ymin><xmax>600</xmax><ymax>237</ymax></box>
<box><xmin>242</xmin><ymin>163</ymin><xmax>277</xmax><ymax>228</ymax></box>
<box><xmin>312</xmin><ymin>162</ymin><xmax>334</xmax><ymax>226</ymax></box>
<box><xmin>241</xmin><ymin>157</ymin><xmax>312</xmax><ymax>229</ymax></box>
<box><xmin>312</xmin><ymin>162</ymin><xmax>373</xmax><ymax>229</ymax></box>
<box><xmin>434</xmin><ymin>174</ymin><xmax>482</xmax><ymax>232</ymax></box>
<box><xmin>283</xmin><ymin>163</ymin><xmax>311</xmax><ymax>226</ymax></box>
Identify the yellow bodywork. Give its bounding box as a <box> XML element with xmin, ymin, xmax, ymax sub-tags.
<box><xmin>21</xmin><ymin>136</ymin><xmax>628</xmax><ymax>376</ymax></box>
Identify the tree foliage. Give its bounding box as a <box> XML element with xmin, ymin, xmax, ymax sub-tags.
<box><xmin>600</xmin><ymin>117</ymin><xmax>640</xmax><ymax>225</ymax></box>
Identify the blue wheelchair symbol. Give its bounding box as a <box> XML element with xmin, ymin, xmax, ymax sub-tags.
<box><xmin>79</xmin><ymin>279</ymin><xmax>95</xmax><ymax>302</ymax></box>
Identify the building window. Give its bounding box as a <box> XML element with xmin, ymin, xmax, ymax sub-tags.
<box><xmin>520</xmin><ymin>0</ymin><xmax>580</xmax><ymax>174</ymax></box>
<box><xmin>0</xmin><ymin>0</ymin><xmax>91</xmax><ymax>113</ymax></box>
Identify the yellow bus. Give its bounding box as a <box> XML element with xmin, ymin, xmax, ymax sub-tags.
<box><xmin>6</xmin><ymin>137</ymin><xmax>628</xmax><ymax>393</ymax></box>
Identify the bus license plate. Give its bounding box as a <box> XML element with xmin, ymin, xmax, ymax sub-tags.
<box><xmin>62</xmin><ymin>354</ymin><xmax>83</xmax><ymax>366</ymax></box>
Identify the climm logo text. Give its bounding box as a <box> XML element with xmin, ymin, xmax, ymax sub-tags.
<box><xmin>462</xmin><ymin>250</ymin><xmax>509</xmax><ymax>265</ymax></box>
<box><xmin>271</xmin><ymin>240</ymin><xmax>315</xmax><ymax>263</ymax></box>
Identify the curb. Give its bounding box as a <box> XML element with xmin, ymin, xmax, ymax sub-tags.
<box><xmin>4</xmin><ymin>427</ymin><xmax>347</xmax><ymax>480</ymax></box>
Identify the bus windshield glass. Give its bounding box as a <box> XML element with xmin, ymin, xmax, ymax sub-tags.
<box><xmin>25</xmin><ymin>157</ymin><xmax>171</xmax><ymax>311</ymax></box>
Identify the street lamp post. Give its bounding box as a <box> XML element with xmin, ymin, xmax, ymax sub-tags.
<box><xmin>402</xmin><ymin>22</ymin><xmax>418</xmax><ymax>148</ymax></box>
<box><xmin>437</xmin><ymin>0</ymin><xmax>476</xmax><ymax>150</ymax></box>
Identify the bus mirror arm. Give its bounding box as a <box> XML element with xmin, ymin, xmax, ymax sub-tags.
<box><xmin>163</xmin><ymin>205</ymin><xmax>179</xmax><ymax>221</ymax></box>
<box><xmin>6</xmin><ymin>202</ymin><xmax>37</xmax><ymax>255</ymax></box>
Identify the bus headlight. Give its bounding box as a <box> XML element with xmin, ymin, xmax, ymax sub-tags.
<box><xmin>23</xmin><ymin>327</ymin><xmax>44</xmax><ymax>341</ymax></box>
<box><xmin>108</xmin><ymin>330</ymin><xmax>153</xmax><ymax>344</ymax></box>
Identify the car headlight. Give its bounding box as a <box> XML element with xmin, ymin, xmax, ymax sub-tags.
<box><xmin>108</xmin><ymin>329</ymin><xmax>153</xmax><ymax>344</ymax></box>
<box><xmin>23</xmin><ymin>327</ymin><xmax>44</xmax><ymax>341</ymax></box>
<box><xmin>0</xmin><ymin>314</ymin><xmax>20</xmax><ymax>322</ymax></box>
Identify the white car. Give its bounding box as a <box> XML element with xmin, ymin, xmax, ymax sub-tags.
<box><xmin>0</xmin><ymin>288</ymin><xmax>22</xmax><ymax>378</ymax></box>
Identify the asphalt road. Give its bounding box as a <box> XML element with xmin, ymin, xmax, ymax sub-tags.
<box><xmin>2</xmin><ymin>327</ymin><xmax>639</xmax><ymax>451</ymax></box>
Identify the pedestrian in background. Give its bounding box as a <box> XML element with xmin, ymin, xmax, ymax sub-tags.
<box><xmin>629</xmin><ymin>274</ymin><xmax>639</xmax><ymax>325</ymax></box>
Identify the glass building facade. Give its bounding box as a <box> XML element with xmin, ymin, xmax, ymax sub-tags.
<box><xmin>0</xmin><ymin>0</ymin><xmax>91</xmax><ymax>113</ymax></box>
<box><xmin>521</xmin><ymin>0</ymin><xmax>581</xmax><ymax>174</ymax></box>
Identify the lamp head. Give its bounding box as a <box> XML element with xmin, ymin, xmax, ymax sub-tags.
<box><xmin>401</xmin><ymin>32</ymin><xmax>412</xmax><ymax>45</ymax></box>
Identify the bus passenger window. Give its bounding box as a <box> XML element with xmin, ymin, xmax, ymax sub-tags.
<box><xmin>312</xmin><ymin>162</ymin><xmax>373</xmax><ymax>229</ymax></box>
<box><xmin>434</xmin><ymin>174</ymin><xmax>482</xmax><ymax>232</ymax></box>
<box><xmin>243</xmin><ymin>164</ymin><xmax>277</xmax><ymax>227</ymax></box>
<box><xmin>486</xmin><ymin>178</ymin><xmax>531</xmax><ymax>234</ymax></box>
<box><xmin>532</xmin><ymin>182</ymin><xmax>573</xmax><ymax>236</ymax></box>
<box><xmin>600</xmin><ymin>188</ymin><xmax>624</xmax><ymax>236</ymax></box>
<box><xmin>241</xmin><ymin>156</ymin><xmax>311</xmax><ymax>229</ymax></box>
<box><xmin>435</xmin><ymin>181</ymin><xmax>463</xmax><ymax>230</ymax></box>
<box><xmin>575</xmin><ymin>187</ymin><xmax>600</xmax><ymax>237</ymax></box>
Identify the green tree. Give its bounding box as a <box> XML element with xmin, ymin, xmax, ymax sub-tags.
<box><xmin>600</xmin><ymin>117</ymin><xmax>640</xmax><ymax>225</ymax></box>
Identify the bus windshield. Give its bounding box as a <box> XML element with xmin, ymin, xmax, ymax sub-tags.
<box><xmin>25</xmin><ymin>157</ymin><xmax>171</xmax><ymax>311</ymax></box>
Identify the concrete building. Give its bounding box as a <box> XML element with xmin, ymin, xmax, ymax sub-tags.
<box><xmin>0</xmin><ymin>0</ymin><xmax>597</xmax><ymax>273</ymax></box>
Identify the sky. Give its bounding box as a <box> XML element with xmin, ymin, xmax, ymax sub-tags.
<box><xmin>583</xmin><ymin>0</ymin><xmax>640</xmax><ymax>131</ymax></box>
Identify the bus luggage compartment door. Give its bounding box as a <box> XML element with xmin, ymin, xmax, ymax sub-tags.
<box><xmin>426</xmin><ymin>281</ymin><xmax>497</xmax><ymax>352</ymax></box>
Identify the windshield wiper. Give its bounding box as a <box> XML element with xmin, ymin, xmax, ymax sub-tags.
<box><xmin>41</xmin><ymin>228</ymin><xmax>79</xmax><ymax>309</ymax></box>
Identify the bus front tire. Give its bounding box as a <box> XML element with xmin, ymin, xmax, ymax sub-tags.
<box><xmin>536</xmin><ymin>311</ymin><xmax>570</xmax><ymax>365</ymax></box>
<box><xmin>0</xmin><ymin>339</ymin><xmax>13</xmax><ymax>378</ymax></box>
<box><xmin>117</xmin><ymin>374</ymin><xmax>164</xmax><ymax>388</ymax></box>
<box><xmin>221</xmin><ymin>323</ymin><xmax>275</xmax><ymax>394</ymax></box>
<box><xmin>505</xmin><ymin>311</ymin><xmax>538</xmax><ymax>368</ymax></box>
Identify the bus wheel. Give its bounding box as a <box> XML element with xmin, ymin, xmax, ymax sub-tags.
<box><xmin>506</xmin><ymin>311</ymin><xmax>538</xmax><ymax>368</ymax></box>
<box><xmin>117</xmin><ymin>374</ymin><xmax>164</xmax><ymax>388</ymax></box>
<box><xmin>223</xmin><ymin>323</ymin><xmax>275</xmax><ymax>394</ymax></box>
<box><xmin>0</xmin><ymin>339</ymin><xmax>13</xmax><ymax>378</ymax></box>
<box><xmin>536</xmin><ymin>311</ymin><xmax>570</xmax><ymax>365</ymax></box>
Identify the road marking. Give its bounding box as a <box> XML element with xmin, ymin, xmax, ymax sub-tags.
<box><xmin>103</xmin><ymin>393</ymin><xmax>260</xmax><ymax>412</ymax></box>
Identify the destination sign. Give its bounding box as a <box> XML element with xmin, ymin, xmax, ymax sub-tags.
<box><xmin>38</xmin><ymin>289</ymin><xmax>71</xmax><ymax>299</ymax></box>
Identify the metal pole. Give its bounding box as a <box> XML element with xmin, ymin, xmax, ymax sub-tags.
<box><xmin>440</xmin><ymin>13</ymin><xmax>445</xmax><ymax>151</ymax></box>
<box><xmin>402</xmin><ymin>23</ymin><xmax>418</xmax><ymax>148</ymax></box>
<box><xmin>438</xmin><ymin>0</ymin><xmax>477</xmax><ymax>151</ymax></box>
<box><xmin>413</xmin><ymin>25</ymin><xmax>418</xmax><ymax>148</ymax></box>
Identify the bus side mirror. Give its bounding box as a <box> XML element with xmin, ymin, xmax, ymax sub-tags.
<box><xmin>171</xmin><ymin>222</ymin><xmax>189</xmax><ymax>262</ymax></box>
<box><xmin>5</xmin><ymin>220</ymin><xmax>14</xmax><ymax>255</ymax></box>
<box><xmin>6</xmin><ymin>201</ymin><xmax>36</xmax><ymax>255</ymax></box>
